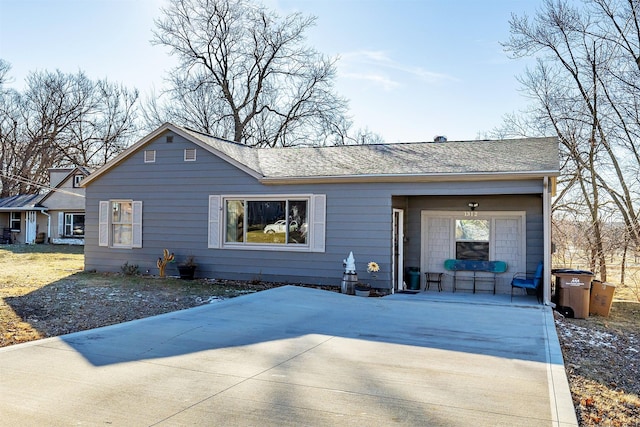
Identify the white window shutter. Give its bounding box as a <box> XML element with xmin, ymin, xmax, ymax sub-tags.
<box><xmin>311</xmin><ymin>194</ymin><xmax>326</xmax><ymax>253</ymax></box>
<box><xmin>58</xmin><ymin>212</ymin><xmax>64</xmax><ymax>237</ymax></box>
<box><xmin>98</xmin><ymin>201</ymin><xmax>109</xmax><ymax>247</ymax></box>
<box><xmin>208</xmin><ymin>195</ymin><xmax>221</xmax><ymax>248</ymax></box>
<box><xmin>132</xmin><ymin>201</ymin><xmax>143</xmax><ymax>248</ymax></box>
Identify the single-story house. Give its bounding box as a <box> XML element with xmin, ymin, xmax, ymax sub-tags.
<box><xmin>0</xmin><ymin>167</ymin><xmax>88</xmax><ymax>244</ymax></box>
<box><xmin>81</xmin><ymin>123</ymin><xmax>559</xmax><ymax>302</ymax></box>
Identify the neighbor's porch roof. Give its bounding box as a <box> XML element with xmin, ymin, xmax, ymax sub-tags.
<box><xmin>0</xmin><ymin>194</ymin><xmax>46</xmax><ymax>211</ymax></box>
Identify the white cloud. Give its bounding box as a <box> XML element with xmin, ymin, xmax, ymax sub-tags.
<box><xmin>338</xmin><ymin>50</ymin><xmax>456</xmax><ymax>88</ymax></box>
<box><xmin>340</xmin><ymin>72</ymin><xmax>400</xmax><ymax>91</ymax></box>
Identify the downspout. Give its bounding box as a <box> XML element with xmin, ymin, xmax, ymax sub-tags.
<box><xmin>543</xmin><ymin>177</ymin><xmax>552</xmax><ymax>305</ymax></box>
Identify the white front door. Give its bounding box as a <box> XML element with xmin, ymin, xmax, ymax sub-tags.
<box><xmin>25</xmin><ymin>211</ymin><xmax>37</xmax><ymax>244</ymax></box>
<box><xmin>392</xmin><ymin>209</ymin><xmax>404</xmax><ymax>293</ymax></box>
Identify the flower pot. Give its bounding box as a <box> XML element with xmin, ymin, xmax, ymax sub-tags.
<box><xmin>354</xmin><ymin>289</ymin><xmax>370</xmax><ymax>297</ymax></box>
<box><xmin>177</xmin><ymin>265</ymin><xmax>196</xmax><ymax>280</ymax></box>
<box><xmin>354</xmin><ymin>285</ymin><xmax>370</xmax><ymax>297</ymax></box>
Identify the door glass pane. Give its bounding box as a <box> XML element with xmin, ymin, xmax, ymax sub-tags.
<box><xmin>455</xmin><ymin>219</ymin><xmax>489</xmax><ymax>261</ymax></box>
<box><xmin>455</xmin><ymin>219</ymin><xmax>489</xmax><ymax>240</ymax></box>
<box><xmin>247</xmin><ymin>201</ymin><xmax>286</xmax><ymax>244</ymax></box>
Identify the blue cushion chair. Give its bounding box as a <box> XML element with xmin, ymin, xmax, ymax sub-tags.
<box><xmin>511</xmin><ymin>261</ymin><xmax>543</xmax><ymax>303</ymax></box>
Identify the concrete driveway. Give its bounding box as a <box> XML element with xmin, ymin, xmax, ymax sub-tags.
<box><xmin>0</xmin><ymin>286</ymin><xmax>577</xmax><ymax>426</ymax></box>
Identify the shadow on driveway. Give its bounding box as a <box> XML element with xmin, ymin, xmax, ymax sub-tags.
<box><xmin>57</xmin><ymin>285</ymin><xmax>552</xmax><ymax>366</ymax></box>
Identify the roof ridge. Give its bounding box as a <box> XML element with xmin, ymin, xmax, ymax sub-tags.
<box><xmin>181</xmin><ymin>126</ymin><xmax>249</xmax><ymax>148</ymax></box>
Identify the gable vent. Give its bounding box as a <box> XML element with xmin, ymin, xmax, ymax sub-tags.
<box><xmin>144</xmin><ymin>150</ymin><xmax>156</xmax><ymax>163</ymax></box>
<box><xmin>184</xmin><ymin>148</ymin><xmax>197</xmax><ymax>162</ymax></box>
<box><xmin>166</xmin><ymin>135</ymin><xmax>174</xmax><ymax>143</ymax></box>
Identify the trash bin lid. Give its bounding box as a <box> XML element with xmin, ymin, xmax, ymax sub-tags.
<box><xmin>552</xmin><ymin>268</ymin><xmax>594</xmax><ymax>275</ymax></box>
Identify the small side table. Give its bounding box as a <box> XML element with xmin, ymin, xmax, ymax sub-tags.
<box><xmin>425</xmin><ymin>272</ymin><xmax>443</xmax><ymax>292</ymax></box>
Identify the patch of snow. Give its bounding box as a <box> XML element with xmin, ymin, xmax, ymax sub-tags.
<box><xmin>556</xmin><ymin>319</ymin><xmax>618</xmax><ymax>348</ymax></box>
<box><xmin>194</xmin><ymin>296</ymin><xmax>226</xmax><ymax>304</ymax></box>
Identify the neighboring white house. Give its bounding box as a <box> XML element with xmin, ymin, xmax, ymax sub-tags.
<box><xmin>0</xmin><ymin>167</ymin><xmax>88</xmax><ymax>245</ymax></box>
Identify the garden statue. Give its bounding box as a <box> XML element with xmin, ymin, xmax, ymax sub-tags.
<box><xmin>343</xmin><ymin>251</ymin><xmax>356</xmax><ymax>274</ymax></box>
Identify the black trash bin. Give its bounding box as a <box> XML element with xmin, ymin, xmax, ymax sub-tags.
<box><xmin>405</xmin><ymin>267</ymin><xmax>420</xmax><ymax>290</ymax></box>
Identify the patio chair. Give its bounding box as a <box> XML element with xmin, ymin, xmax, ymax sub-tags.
<box><xmin>511</xmin><ymin>261</ymin><xmax>543</xmax><ymax>303</ymax></box>
<box><xmin>0</xmin><ymin>228</ymin><xmax>11</xmax><ymax>244</ymax></box>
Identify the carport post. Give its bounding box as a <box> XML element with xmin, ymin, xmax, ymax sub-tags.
<box><xmin>543</xmin><ymin>176</ymin><xmax>552</xmax><ymax>305</ymax></box>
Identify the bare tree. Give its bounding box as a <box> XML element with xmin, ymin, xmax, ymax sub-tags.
<box><xmin>149</xmin><ymin>0</ymin><xmax>375</xmax><ymax>147</ymax></box>
<box><xmin>502</xmin><ymin>0</ymin><xmax>640</xmax><ymax>280</ymax></box>
<box><xmin>0</xmin><ymin>65</ymin><xmax>139</xmax><ymax>197</ymax></box>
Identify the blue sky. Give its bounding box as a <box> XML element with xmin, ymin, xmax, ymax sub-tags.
<box><xmin>0</xmin><ymin>0</ymin><xmax>541</xmax><ymax>142</ymax></box>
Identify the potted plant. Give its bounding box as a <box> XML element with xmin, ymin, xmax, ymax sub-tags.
<box><xmin>177</xmin><ymin>255</ymin><xmax>197</xmax><ymax>280</ymax></box>
<box><xmin>354</xmin><ymin>283</ymin><xmax>371</xmax><ymax>297</ymax></box>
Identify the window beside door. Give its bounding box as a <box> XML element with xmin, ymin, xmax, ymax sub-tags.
<box><xmin>10</xmin><ymin>212</ymin><xmax>20</xmax><ymax>231</ymax></box>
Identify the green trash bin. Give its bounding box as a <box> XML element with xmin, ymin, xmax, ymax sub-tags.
<box><xmin>405</xmin><ymin>267</ymin><xmax>420</xmax><ymax>290</ymax></box>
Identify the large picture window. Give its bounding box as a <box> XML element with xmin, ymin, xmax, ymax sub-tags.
<box><xmin>225</xmin><ymin>198</ymin><xmax>308</xmax><ymax>246</ymax></box>
<box><xmin>455</xmin><ymin>219</ymin><xmax>490</xmax><ymax>261</ymax></box>
<box><xmin>209</xmin><ymin>194</ymin><xmax>325</xmax><ymax>252</ymax></box>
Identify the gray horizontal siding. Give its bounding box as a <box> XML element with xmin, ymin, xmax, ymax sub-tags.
<box><xmin>85</xmin><ymin>134</ymin><xmax>394</xmax><ymax>286</ymax></box>
<box><xmin>84</xmin><ymin>132</ymin><xmax>548</xmax><ymax>288</ymax></box>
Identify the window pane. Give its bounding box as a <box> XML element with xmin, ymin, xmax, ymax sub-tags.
<box><xmin>65</xmin><ymin>214</ymin><xmax>72</xmax><ymax>236</ymax></box>
<box><xmin>10</xmin><ymin>212</ymin><xmax>20</xmax><ymax>230</ymax></box>
<box><xmin>248</xmin><ymin>201</ymin><xmax>285</xmax><ymax>244</ymax></box>
<box><xmin>113</xmin><ymin>225</ymin><xmax>132</xmax><ymax>246</ymax></box>
<box><xmin>455</xmin><ymin>219</ymin><xmax>489</xmax><ymax>261</ymax></box>
<box><xmin>225</xmin><ymin>200</ymin><xmax>244</xmax><ymax>243</ymax></box>
<box><xmin>112</xmin><ymin>202</ymin><xmax>132</xmax><ymax>224</ymax></box>
<box><xmin>288</xmin><ymin>200</ymin><xmax>308</xmax><ymax>244</ymax></box>
<box><xmin>456</xmin><ymin>242</ymin><xmax>489</xmax><ymax>261</ymax></box>
<box><xmin>111</xmin><ymin>202</ymin><xmax>132</xmax><ymax>246</ymax></box>
<box><xmin>455</xmin><ymin>219</ymin><xmax>489</xmax><ymax>241</ymax></box>
<box><xmin>72</xmin><ymin>215</ymin><xmax>85</xmax><ymax>236</ymax></box>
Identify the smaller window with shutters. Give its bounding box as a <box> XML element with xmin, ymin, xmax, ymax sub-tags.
<box><xmin>184</xmin><ymin>148</ymin><xmax>197</xmax><ymax>161</ymax></box>
<box><xmin>98</xmin><ymin>200</ymin><xmax>143</xmax><ymax>249</ymax></box>
<box><xmin>144</xmin><ymin>150</ymin><xmax>156</xmax><ymax>163</ymax></box>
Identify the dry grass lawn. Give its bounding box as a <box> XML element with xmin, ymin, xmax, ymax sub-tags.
<box><xmin>0</xmin><ymin>245</ymin><xmax>289</xmax><ymax>347</ymax></box>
